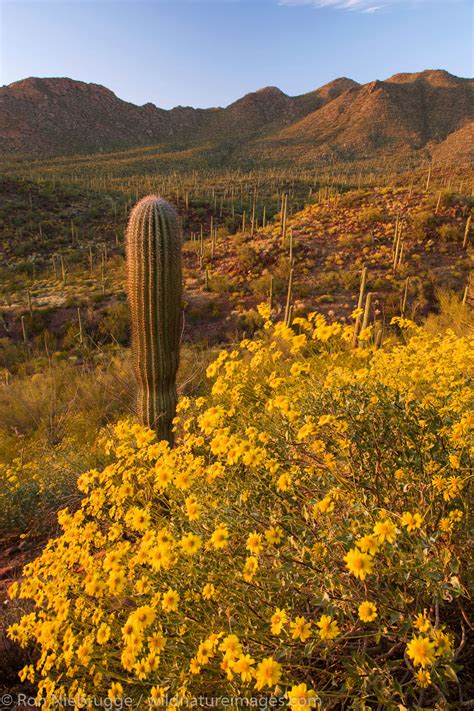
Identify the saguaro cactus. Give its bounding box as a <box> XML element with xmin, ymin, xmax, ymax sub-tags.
<box><xmin>126</xmin><ymin>195</ymin><xmax>182</xmax><ymax>444</ymax></box>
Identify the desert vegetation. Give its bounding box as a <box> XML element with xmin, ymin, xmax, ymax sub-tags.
<box><xmin>0</xmin><ymin>149</ymin><xmax>472</xmax><ymax>709</ymax></box>
<box><xmin>5</xmin><ymin>311</ymin><xmax>474</xmax><ymax>708</ymax></box>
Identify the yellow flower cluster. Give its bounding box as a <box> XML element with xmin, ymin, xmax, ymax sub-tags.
<box><xmin>8</xmin><ymin>313</ymin><xmax>472</xmax><ymax>708</ymax></box>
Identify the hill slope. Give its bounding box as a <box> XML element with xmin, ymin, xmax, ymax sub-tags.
<box><xmin>257</xmin><ymin>70</ymin><xmax>473</xmax><ymax>162</ymax></box>
<box><xmin>0</xmin><ymin>76</ymin><xmax>357</xmax><ymax>156</ymax></box>
<box><xmin>0</xmin><ymin>70</ymin><xmax>472</xmax><ymax>163</ymax></box>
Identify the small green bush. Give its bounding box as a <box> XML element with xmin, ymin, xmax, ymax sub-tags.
<box><xmin>437</xmin><ymin>223</ymin><xmax>462</xmax><ymax>242</ymax></box>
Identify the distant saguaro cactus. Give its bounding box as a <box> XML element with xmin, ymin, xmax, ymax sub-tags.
<box><xmin>126</xmin><ymin>195</ymin><xmax>182</xmax><ymax>444</ymax></box>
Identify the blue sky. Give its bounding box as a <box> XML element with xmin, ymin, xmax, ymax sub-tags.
<box><xmin>0</xmin><ymin>0</ymin><xmax>472</xmax><ymax>108</ymax></box>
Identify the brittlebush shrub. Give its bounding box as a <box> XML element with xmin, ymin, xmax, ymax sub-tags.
<box><xmin>8</xmin><ymin>311</ymin><xmax>473</xmax><ymax>709</ymax></box>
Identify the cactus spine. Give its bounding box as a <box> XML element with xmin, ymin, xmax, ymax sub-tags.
<box><xmin>126</xmin><ymin>195</ymin><xmax>182</xmax><ymax>444</ymax></box>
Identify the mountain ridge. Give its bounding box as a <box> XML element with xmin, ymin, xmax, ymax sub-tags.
<box><xmin>0</xmin><ymin>70</ymin><xmax>472</xmax><ymax>163</ymax></box>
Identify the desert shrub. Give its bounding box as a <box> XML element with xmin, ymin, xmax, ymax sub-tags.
<box><xmin>337</xmin><ymin>190</ymin><xmax>369</xmax><ymax>208</ymax></box>
<box><xmin>371</xmin><ymin>276</ymin><xmax>389</xmax><ymax>291</ymax></box>
<box><xmin>339</xmin><ymin>270</ymin><xmax>360</xmax><ymax>291</ymax></box>
<box><xmin>424</xmin><ymin>289</ymin><xmax>474</xmax><ymax>337</ymax></box>
<box><xmin>207</xmin><ymin>273</ymin><xmax>235</xmax><ymax>296</ymax></box>
<box><xmin>234</xmin><ymin>307</ymin><xmax>264</xmax><ymax>336</ymax></box>
<box><xmin>358</xmin><ymin>206</ymin><xmax>385</xmax><ymax>223</ymax></box>
<box><xmin>294</xmin><ymin>283</ymin><xmax>314</xmax><ymax>298</ymax></box>
<box><xmin>98</xmin><ymin>302</ymin><xmax>130</xmax><ymax>344</ymax></box>
<box><xmin>0</xmin><ymin>344</ymin><xmax>212</xmax><ymax>534</ymax></box>
<box><xmin>393</xmin><ymin>275</ymin><xmax>437</xmax><ymax>320</ymax></box>
<box><xmin>273</xmin><ymin>255</ymin><xmax>293</xmax><ymax>282</ymax></box>
<box><xmin>437</xmin><ymin>224</ymin><xmax>462</xmax><ymax>242</ymax></box>
<box><xmin>337</xmin><ymin>233</ymin><xmax>357</xmax><ymax>248</ymax></box>
<box><xmin>383</xmin><ymin>291</ymin><xmax>405</xmax><ymax>320</ymax></box>
<box><xmin>0</xmin><ymin>356</ymin><xmax>133</xmax><ymax>532</ymax></box>
<box><xmin>250</xmin><ymin>274</ymin><xmax>285</xmax><ymax>301</ymax></box>
<box><xmin>193</xmin><ymin>207</ymin><xmax>208</xmax><ymax>219</ymax></box>
<box><xmin>64</xmin><ymin>295</ymin><xmax>80</xmax><ymax>309</ymax></box>
<box><xmin>20</xmin><ymin>309</ymin><xmax>54</xmax><ymax>339</ymax></box>
<box><xmin>222</xmin><ymin>216</ymin><xmax>239</xmax><ymax>234</ymax></box>
<box><xmin>314</xmin><ymin>293</ymin><xmax>333</xmax><ymax>304</ymax></box>
<box><xmin>317</xmin><ymin>270</ymin><xmax>341</xmax><ymax>292</ymax></box>
<box><xmin>0</xmin><ymin>593</ymin><xmax>37</xmax><ymax>694</ymax></box>
<box><xmin>236</xmin><ymin>244</ymin><xmax>260</xmax><ymax>272</ymax></box>
<box><xmin>437</xmin><ymin>192</ymin><xmax>459</xmax><ymax>208</ymax></box>
<box><xmin>410</xmin><ymin>211</ymin><xmax>436</xmax><ymax>240</ymax></box>
<box><xmin>62</xmin><ymin>321</ymin><xmax>82</xmax><ymax>350</ymax></box>
<box><xmin>0</xmin><ymin>337</ymin><xmax>24</xmax><ymax>372</ymax></box>
<box><xmin>8</xmin><ymin>313</ymin><xmax>473</xmax><ymax>708</ymax></box>
<box><xmin>187</xmin><ymin>299</ymin><xmax>222</xmax><ymax>322</ymax></box>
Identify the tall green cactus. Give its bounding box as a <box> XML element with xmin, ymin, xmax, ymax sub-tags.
<box><xmin>126</xmin><ymin>195</ymin><xmax>182</xmax><ymax>444</ymax></box>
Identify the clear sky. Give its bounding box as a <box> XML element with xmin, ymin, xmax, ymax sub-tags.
<box><xmin>0</xmin><ymin>0</ymin><xmax>472</xmax><ymax>109</ymax></box>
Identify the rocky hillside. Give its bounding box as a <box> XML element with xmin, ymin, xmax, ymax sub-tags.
<box><xmin>0</xmin><ymin>77</ymin><xmax>197</xmax><ymax>154</ymax></box>
<box><xmin>0</xmin><ymin>70</ymin><xmax>472</xmax><ymax>163</ymax></box>
<box><xmin>0</xmin><ymin>76</ymin><xmax>357</xmax><ymax>156</ymax></box>
<box><xmin>265</xmin><ymin>70</ymin><xmax>473</xmax><ymax>161</ymax></box>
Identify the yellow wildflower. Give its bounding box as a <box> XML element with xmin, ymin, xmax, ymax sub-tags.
<box><xmin>344</xmin><ymin>548</ymin><xmax>374</xmax><ymax>580</ymax></box>
<box><xmin>356</xmin><ymin>534</ymin><xmax>380</xmax><ymax>555</ymax></box>
<box><xmin>243</xmin><ymin>556</ymin><xmax>259</xmax><ymax>581</ymax></box>
<box><xmin>202</xmin><ymin>583</ymin><xmax>216</xmax><ymax>600</ymax></box>
<box><xmin>108</xmin><ymin>682</ymin><xmax>124</xmax><ymax>701</ymax></box>
<box><xmin>270</xmin><ymin>608</ymin><xmax>288</xmax><ymax>635</ymax></box>
<box><xmin>413</xmin><ymin>612</ymin><xmax>431</xmax><ymax>633</ymax></box>
<box><xmin>184</xmin><ymin>495</ymin><xmax>200</xmax><ymax>521</ymax></box>
<box><xmin>179</xmin><ymin>533</ymin><xmax>202</xmax><ymax>556</ymax></box>
<box><xmin>148</xmin><ymin>632</ymin><xmax>166</xmax><ymax>654</ymax></box>
<box><xmin>265</xmin><ymin>525</ymin><xmax>283</xmax><ymax>545</ymax></box>
<box><xmin>210</xmin><ymin>525</ymin><xmax>229</xmax><ymax>549</ymax></box>
<box><xmin>415</xmin><ymin>670</ymin><xmax>432</xmax><ymax>688</ymax></box>
<box><xmin>96</xmin><ymin>623</ymin><xmax>111</xmax><ymax>645</ymax></box>
<box><xmin>254</xmin><ymin>657</ymin><xmax>282</xmax><ymax>690</ymax></box>
<box><xmin>290</xmin><ymin>616</ymin><xmax>312</xmax><ymax>642</ymax></box>
<box><xmin>161</xmin><ymin>589</ymin><xmax>179</xmax><ymax>613</ymax></box>
<box><xmin>313</xmin><ymin>496</ymin><xmax>334</xmax><ymax>514</ymax></box>
<box><xmin>296</xmin><ymin>422</ymin><xmax>316</xmax><ymax>441</ymax></box>
<box><xmin>246</xmin><ymin>532</ymin><xmax>263</xmax><ymax>555</ymax></box>
<box><xmin>406</xmin><ymin>636</ymin><xmax>436</xmax><ymax>668</ymax></box>
<box><xmin>233</xmin><ymin>653</ymin><xmax>255</xmax><ymax>682</ymax></box>
<box><xmin>277</xmin><ymin>473</ymin><xmax>292</xmax><ymax>491</ymax></box>
<box><xmin>316</xmin><ymin>614</ymin><xmax>339</xmax><ymax>640</ymax></box>
<box><xmin>401</xmin><ymin>511</ymin><xmax>422</xmax><ymax>532</ymax></box>
<box><xmin>126</xmin><ymin>507</ymin><xmax>151</xmax><ymax>532</ymax></box>
<box><xmin>189</xmin><ymin>658</ymin><xmax>201</xmax><ymax>674</ymax></box>
<box><xmin>287</xmin><ymin>683</ymin><xmax>319</xmax><ymax>710</ymax></box>
<box><xmin>433</xmin><ymin>630</ymin><xmax>452</xmax><ymax>657</ymax></box>
<box><xmin>373</xmin><ymin>519</ymin><xmax>397</xmax><ymax>544</ymax></box>
<box><xmin>220</xmin><ymin>634</ymin><xmax>242</xmax><ymax>660</ymax></box>
<box><xmin>358</xmin><ymin>601</ymin><xmax>378</xmax><ymax>622</ymax></box>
